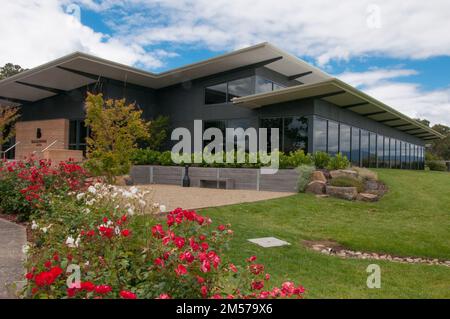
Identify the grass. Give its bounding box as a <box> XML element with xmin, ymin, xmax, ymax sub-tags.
<box><xmin>201</xmin><ymin>169</ymin><xmax>450</xmax><ymax>298</ymax></box>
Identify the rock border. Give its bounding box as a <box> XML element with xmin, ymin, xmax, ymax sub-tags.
<box><xmin>303</xmin><ymin>240</ymin><xmax>450</xmax><ymax>267</ymax></box>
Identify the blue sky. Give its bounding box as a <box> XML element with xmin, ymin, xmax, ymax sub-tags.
<box><xmin>1</xmin><ymin>0</ymin><xmax>449</xmax><ymax>125</ymax></box>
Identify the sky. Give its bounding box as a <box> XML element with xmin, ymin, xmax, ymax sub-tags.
<box><xmin>0</xmin><ymin>0</ymin><xmax>449</xmax><ymax>126</ymax></box>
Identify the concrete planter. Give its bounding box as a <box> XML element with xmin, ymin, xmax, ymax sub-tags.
<box><xmin>130</xmin><ymin>165</ymin><xmax>299</xmax><ymax>193</ymax></box>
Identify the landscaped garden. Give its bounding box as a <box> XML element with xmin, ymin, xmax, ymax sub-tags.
<box><xmin>202</xmin><ymin>169</ymin><xmax>450</xmax><ymax>298</ymax></box>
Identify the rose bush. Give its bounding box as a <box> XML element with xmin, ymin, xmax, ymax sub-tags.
<box><xmin>0</xmin><ymin>158</ymin><xmax>90</xmax><ymax>220</ymax></box>
<box><xmin>24</xmin><ymin>203</ymin><xmax>305</xmax><ymax>299</ymax></box>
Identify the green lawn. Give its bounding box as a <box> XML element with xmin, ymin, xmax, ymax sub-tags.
<box><xmin>201</xmin><ymin>169</ymin><xmax>450</xmax><ymax>298</ymax></box>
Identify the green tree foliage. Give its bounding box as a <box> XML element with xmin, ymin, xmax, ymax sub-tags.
<box><xmin>147</xmin><ymin>115</ymin><xmax>170</xmax><ymax>151</ymax></box>
<box><xmin>0</xmin><ymin>105</ymin><xmax>20</xmax><ymax>150</ymax></box>
<box><xmin>416</xmin><ymin>118</ymin><xmax>450</xmax><ymax>160</ymax></box>
<box><xmin>84</xmin><ymin>93</ymin><xmax>149</xmax><ymax>183</ymax></box>
<box><xmin>0</xmin><ymin>63</ymin><xmax>27</xmax><ymax>80</ymax></box>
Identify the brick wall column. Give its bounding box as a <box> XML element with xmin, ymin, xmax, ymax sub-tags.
<box><xmin>15</xmin><ymin>119</ymin><xmax>69</xmax><ymax>160</ymax></box>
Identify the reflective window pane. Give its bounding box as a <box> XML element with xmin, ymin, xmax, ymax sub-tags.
<box><xmin>369</xmin><ymin>133</ymin><xmax>377</xmax><ymax>168</ymax></box>
<box><xmin>361</xmin><ymin>130</ymin><xmax>369</xmax><ymax>167</ymax></box>
<box><xmin>313</xmin><ymin>117</ymin><xmax>327</xmax><ymax>152</ymax></box>
<box><xmin>377</xmin><ymin>135</ymin><xmax>384</xmax><ymax>168</ymax></box>
<box><xmin>390</xmin><ymin>138</ymin><xmax>396</xmax><ymax>168</ymax></box>
<box><xmin>273</xmin><ymin>83</ymin><xmax>285</xmax><ymax>91</ymax></box>
<box><xmin>255</xmin><ymin>76</ymin><xmax>273</xmax><ymax>94</ymax></box>
<box><xmin>260</xmin><ymin>118</ymin><xmax>283</xmax><ymax>153</ymax></box>
<box><xmin>283</xmin><ymin>117</ymin><xmax>308</xmax><ymax>153</ymax></box>
<box><xmin>339</xmin><ymin>124</ymin><xmax>351</xmax><ymax>161</ymax></box>
<box><xmin>383</xmin><ymin>137</ymin><xmax>390</xmax><ymax>168</ymax></box>
<box><xmin>327</xmin><ymin>121</ymin><xmax>339</xmax><ymax>156</ymax></box>
<box><xmin>205</xmin><ymin>83</ymin><xmax>227</xmax><ymax>104</ymax></box>
<box><xmin>228</xmin><ymin>77</ymin><xmax>253</xmax><ymax>101</ymax></box>
<box><xmin>351</xmin><ymin>127</ymin><xmax>360</xmax><ymax>166</ymax></box>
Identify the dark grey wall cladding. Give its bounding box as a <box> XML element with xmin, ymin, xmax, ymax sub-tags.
<box><xmin>19</xmin><ymin>80</ymin><xmax>158</xmax><ymax>122</ymax></box>
<box><xmin>130</xmin><ymin>165</ymin><xmax>299</xmax><ymax>193</ymax></box>
<box><xmin>314</xmin><ymin>99</ymin><xmax>425</xmax><ymax>146</ymax></box>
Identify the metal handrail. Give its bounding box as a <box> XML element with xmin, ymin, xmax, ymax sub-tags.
<box><xmin>41</xmin><ymin>140</ymin><xmax>58</xmax><ymax>153</ymax></box>
<box><xmin>1</xmin><ymin>141</ymin><xmax>20</xmax><ymax>160</ymax></box>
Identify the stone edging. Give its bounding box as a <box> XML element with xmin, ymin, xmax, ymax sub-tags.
<box><xmin>304</xmin><ymin>241</ymin><xmax>450</xmax><ymax>267</ymax></box>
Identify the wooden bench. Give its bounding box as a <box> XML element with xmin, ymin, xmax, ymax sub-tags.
<box><xmin>199</xmin><ymin>178</ymin><xmax>235</xmax><ymax>189</ymax></box>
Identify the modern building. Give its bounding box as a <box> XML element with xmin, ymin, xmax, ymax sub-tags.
<box><xmin>0</xmin><ymin>43</ymin><xmax>444</xmax><ymax>168</ymax></box>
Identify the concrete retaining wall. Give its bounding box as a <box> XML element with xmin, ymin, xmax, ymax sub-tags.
<box><xmin>130</xmin><ymin>166</ymin><xmax>299</xmax><ymax>193</ymax></box>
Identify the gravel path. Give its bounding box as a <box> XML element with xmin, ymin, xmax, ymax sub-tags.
<box><xmin>138</xmin><ymin>184</ymin><xmax>295</xmax><ymax>212</ymax></box>
<box><xmin>0</xmin><ymin>218</ymin><xmax>26</xmax><ymax>299</ymax></box>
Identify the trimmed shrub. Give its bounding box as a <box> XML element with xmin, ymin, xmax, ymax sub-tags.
<box><xmin>312</xmin><ymin>151</ymin><xmax>330</xmax><ymax>169</ymax></box>
<box><xmin>287</xmin><ymin>150</ymin><xmax>314</xmax><ymax>167</ymax></box>
<box><xmin>296</xmin><ymin>164</ymin><xmax>316</xmax><ymax>192</ymax></box>
<box><xmin>326</xmin><ymin>153</ymin><xmax>350</xmax><ymax>170</ymax></box>
<box><xmin>426</xmin><ymin>160</ymin><xmax>448</xmax><ymax>171</ymax></box>
<box><xmin>330</xmin><ymin>176</ymin><xmax>365</xmax><ymax>193</ymax></box>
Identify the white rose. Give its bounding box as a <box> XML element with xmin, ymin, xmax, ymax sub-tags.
<box><xmin>31</xmin><ymin>221</ymin><xmax>39</xmax><ymax>230</ymax></box>
<box><xmin>66</xmin><ymin>236</ymin><xmax>76</xmax><ymax>248</ymax></box>
<box><xmin>76</xmin><ymin>193</ymin><xmax>85</xmax><ymax>201</ymax></box>
<box><xmin>159</xmin><ymin>205</ymin><xmax>167</xmax><ymax>212</ymax></box>
<box><xmin>22</xmin><ymin>244</ymin><xmax>30</xmax><ymax>255</ymax></box>
<box><xmin>88</xmin><ymin>186</ymin><xmax>96</xmax><ymax>194</ymax></box>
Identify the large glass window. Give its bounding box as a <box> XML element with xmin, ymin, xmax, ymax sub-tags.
<box><xmin>205</xmin><ymin>83</ymin><xmax>227</xmax><ymax>104</ymax></box>
<box><xmin>395</xmin><ymin>140</ymin><xmax>401</xmax><ymax>168</ymax></box>
<box><xmin>401</xmin><ymin>142</ymin><xmax>407</xmax><ymax>169</ymax></box>
<box><xmin>260</xmin><ymin>118</ymin><xmax>283</xmax><ymax>153</ymax></box>
<box><xmin>283</xmin><ymin>117</ymin><xmax>308</xmax><ymax>153</ymax></box>
<box><xmin>390</xmin><ymin>138</ymin><xmax>396</xmax><ymax>168</ymax></box>
<box><xmin>383</xmin><ymin>137</ymin><xmax>390</xmax><ymax>168</ymax></box>
<box><xmin>313</xmin><ymin>117</ymin><xmax>327</xmax><ymax>152</ymax></box>
<box><xmin>360</xmin><ymin>130</ymin><xmax>369</xmax><ymax>167</ymax></box>
<box><xmin>228</xmin><ymin>77</ymin><xmax>253</xmax><ymax>101</ymax></box>
<box><xmin>327</xmin><ymin>121</ymin><xmax>339</xmax><ymax>156</ymax></box>
<box><xmin>69</xmin><ymin>120</ymin><xmax>89</xmax><ymax>154</ymax></box>
<box><xmin>377</xmin><ymin>135</ymin><xmax>384</xmax><ymax>168</ymax></box>
<box><xmin>351</xmin><ymin>127</ymin><xmax>360</xmax><ymax>166</ymax></box>
<box><xmin>369</xmin><ymin>133</ymin><xmax>377</xmax><ymax>168</ymax></box>
<box><xmin>339</xmin><ymin>124</ymin><xmax>351</xmax><ymax>161</ymax></box>
<box><xmin>255</xmin><ymin>76</ymin><xmax>274</xmax><ymax>94</ymax></box>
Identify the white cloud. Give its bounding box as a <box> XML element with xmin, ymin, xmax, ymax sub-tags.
<box><xmin>0</xmin><ymin>0</ymin><xmax>163</xmax><ymax>69</ymax></box>
<box><xmin>336</xmin><ymin>69</ymin><xmax>450</xmax><ymax>126</ymax></box>
<box><xmin>70</xmin><ymin>0</ymin><xmax>450</xmax><ymax>65</ymax></box>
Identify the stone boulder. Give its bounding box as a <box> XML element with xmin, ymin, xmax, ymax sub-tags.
<box><xmin>306</xmin><ymin>181</ymin><xmax>326</xmax><ymax>195</ymax></box>
<box><xmin>311</xmin><ymin>170</ymin><xmax>327</xmax><ymax>183</ymax></box>
<box><xmin>326</xmin><ymin>186</ymin><xmax>358</xmax><ymax>200</ymax></box>
<box><xmin>329</xmin><ymin>169</ymin><xmax>358</xmax><ymax>180</ymax></box>
<box><xmin>357</xmin><ymin>193</ymin><xmax>379</xmax><ymax>202</ymax></box>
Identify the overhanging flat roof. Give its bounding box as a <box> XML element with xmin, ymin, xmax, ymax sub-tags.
<box><xmin>233</xmin><ymin>78</ymin><xmax>444</xmax><ymax>140</ymax></box>
<box><xmin>0</xmin><ymin>42</ymin><xmax>329</xmax><ymax>105</ymax></box>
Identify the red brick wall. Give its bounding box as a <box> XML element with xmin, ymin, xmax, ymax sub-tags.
<box><xmin>15</xmin><ymin>119</ymin><xmax>69</xmax><ymax>160</ymax></box>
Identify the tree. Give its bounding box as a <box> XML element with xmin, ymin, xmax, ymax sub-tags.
<box><xmin>84</xmin><ymin>93</ymin><xmax>149</xmax><ymax>183</ymax></box>
<box><xmin>0</xmin><ymin>105</ymin><xmax>20</xmax><ymax>151</ymax></box>
<box><xmin>0</xmin><ymin>63</ymin><xmax>27</xmax><ymax>80</ymax></box>
<box><xmin>147</xmin><ymin>115</ymin><xmax>170</xmax><ymax>151</ymax></box>
<box><xmin>429</xmin><ymin>123</ymin><xmax>450</xmax><ymax>160</ymax></box>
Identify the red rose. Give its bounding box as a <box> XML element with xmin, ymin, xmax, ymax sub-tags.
<box><xmin>25</xmin><ymin>272</ymin><xmax>34</xmax><ymax>280</ymax></box>
<box><xmin>246</xmin><ymin>256</ymin><xmax>257</xmax><ymax>263</ymax></box>
<box><xmin>154</xmin><ymin>258</ymin><xmax>164</xmax><ymax>267</ymax></box>
<box><xmin>121</xmin><ymin>215</ymin><xmax>127</xmax><ymax>222</ymax></box>
<box><xmin>95</xmin><ymin>285</ymin><xmax>112</xmax><ymax>294</ymax></box>
<box><xmin>44</xmin><ymin>260</ymin><xmax>52</xmax><ymax>268</ymax></box>
<box><xmin>120</xmin><ymin>290</ymin><xmax>137</xmax><ymax>299</ymax></box>
<box><xmin>196</xmin><ymin>275</ymin><xmax>205</xmax><ymax>284</ymax></box>
<box><xmin>200</xmin><ymin>286</ymin><xmax>208</xmax><ymax>298</ymax></box>
<box><xmin>175</xmin><ymin>264</ymin><xmax>187</xmax><ymax>276</ymax></box>
<box><xmin>217</xmin><ymin>225</ymin><xmax>226</xmax><ymax>231</ymax></box>
<box><xmin>157</xmin><ymin>293</ymin><xmax>171</xmax><ymax>299</ymax></box>
<box><xmin>251</xmin><ymin>281</ymin><xmax>264</xmax><ymax>291</ymax></box>
<box><xmin>151</xmin><ymin>224</ymin><xmax>165</xmax><ymax>238</ymax></box>
<box><xmin>199</xmin><ymin>235</ymin><xmax>206</xmax><ymax>241</ymax></box>
<box><xmin>229</xmin><ymin>263</ymin><xmax>238</xmax><ymax>273</ymax></box>
<box><xmin>200</xmin><ymin>259</ymin><xmax>211</xmax><ymax>273</ymax></box>
<box><xmin>173</xmin><ymin>236</ymin><xmax>185</xmax><ymax>249</ymax></box>
<box><xmin>121</xmin><ymin>229</ymin><xmax>131</xmax><ymax>237</ymax></box>
<box><xmin>80</xmin><ymin>281</ymin><xmax>95</xmax><ymax>292</ymax></box>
